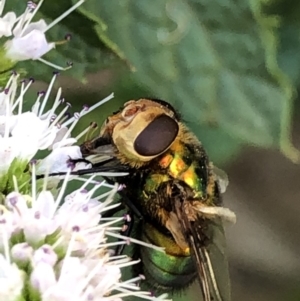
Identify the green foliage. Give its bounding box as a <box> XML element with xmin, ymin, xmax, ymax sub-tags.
<box><xmin>0</xmin><ymin>159</ymin><xmax>31</xmax><ymax>195</ymax></box>
<box><xmin>3</xmin><ymin>0</ymin><xmax>300</xmax><ymax>165</ymax></box>
<box><xmin>73</xmin><ymin>0</ymin><xmax>299</xmax><ymax>164</ymax></box>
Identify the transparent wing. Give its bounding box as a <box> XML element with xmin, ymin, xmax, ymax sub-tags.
<box><xmin>202</xmin><ymin>217</ymin><xmax>231</xmax><ymax>301</ymax></box>
<box><xmin>212</xmin><ymin>166</ymin><xmax>229</xmax><ymax>194</ymax></box>
<box><xmin>173</xmin><ymin>199</ymin><xmax>231</xmax><ymax>301</ymax></box>
<box><xmin>85</xmin><ymin>154</ymin><xmax>114</xmax><ymax>165</ymax></box>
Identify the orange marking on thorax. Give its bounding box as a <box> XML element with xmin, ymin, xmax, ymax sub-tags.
<box><xmin>159</xmin><ymin>154</ymin><xmax>173</xmax><ymax>168</ymax></box>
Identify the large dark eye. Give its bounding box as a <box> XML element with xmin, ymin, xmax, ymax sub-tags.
<box><xmin>134</xmin><ymin>114</ymin><xmax>179</xmax><ymax>156</ymax></box>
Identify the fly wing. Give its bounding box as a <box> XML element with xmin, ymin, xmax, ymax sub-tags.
<box><xmin>203</xmin><ymin>217</ymin><xmax>231</xmax><ymax>301</ymax></box>
<box><xmin>173</xmin><ymin>199</ymin><xmax>231</xmax><ymax>301</ymax></box>
<box><xmin>80</xmin><ymin>143</ymin><xmax>131</xmax><ymax>174</ymax></box>
<box><xmin>212</xmin><ymin>166</ymin><xmax>229</xmax><ymax>194</ymax></box>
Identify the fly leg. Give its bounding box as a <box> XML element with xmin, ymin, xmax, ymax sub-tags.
<box><xmin>101</xmin><ymin>176</ymin><xmax>143</xmax><ymax>256</ymax></box>
<box><xmin>101</xmin><ymin>207</ymin><xmax>134</xmax><ymax>255</ymax></box>
<box><xmin>103</xmin><ymin>176</ymin><xmax>143</xmax><ymax>220</ymax></box>
<box><xmin>36</xmin><ymin>158</ymin><xmax>126</xmax><ymax>179</ymax></box>
<box><xmin>115</xmin><ymin>211</ymin><xmax>135</xmax><ymax>256</ymax></box>
<box><xmin>118</xmin><ymin>192</ymin><xmax>143</xmax><ymax>220</ymax></box>
<box><xmin>101</xmin><ymin>205</ymin><xmax>135</xmax><ymax>256</ymax></box>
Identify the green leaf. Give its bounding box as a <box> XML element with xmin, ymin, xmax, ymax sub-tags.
<box><xmin>264</xmin><ymin>0</ymin><xmax>300</xmax><ymax>86</ymax></box>
<box><xmin>189</xmin><ymin>122</ymin><xmax>241</xmax><ymax>166</ymax></box>
<box><xmin>277</xmin><ymin>24</ymin><xmax>300</xmax><ymax>87</ymax></box>
<box><xmin>265</xmin><ymin>0</ymin><xmax>300</xmax><ymax>26</ymax></box>
<box><xmin>78</xmin><ymin>0</ymin><xmax>299</xmax><ymax>162</ymax></box>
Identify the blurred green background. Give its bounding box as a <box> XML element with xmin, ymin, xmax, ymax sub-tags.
<box><xmin>3</xmin><ymin>0</ymin><xmax>300</xmax><ymax>300</ymax></box>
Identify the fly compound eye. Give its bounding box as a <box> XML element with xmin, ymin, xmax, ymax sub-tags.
<box><xmin>134</xmin><ymin>114</ymin><xmax>179</xmax><ymax>156</ymax></box>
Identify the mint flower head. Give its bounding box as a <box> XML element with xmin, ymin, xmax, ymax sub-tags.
<box><xmin>0</xmin><ymin>72</ymin><xmax>113</xmax><ymax>194</ymax></box>
<box><xmin>0</xmin><ymin>0</ymin><xmax>85</xmax><ymax>71</ymax></box>
<box><xmin>0</xmin><ymin>73</ymin><xmax>170</xmax><ymax>301</ymax></box>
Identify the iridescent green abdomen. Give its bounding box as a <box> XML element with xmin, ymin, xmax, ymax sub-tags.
<box><xmin>140</xmin><ymin>223</ymin><xmax>196</xmax><ymax>290</ymax></box>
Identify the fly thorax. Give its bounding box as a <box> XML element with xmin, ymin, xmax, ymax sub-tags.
<box><xmin>144</xmin><ymin>174</ymin><xmax>170</xmax><ymax>196</ymax></box>
<box><xmin>158</xmin><ymin>144</ymin><xmax>206</xmax><ymax>198</ymax></box>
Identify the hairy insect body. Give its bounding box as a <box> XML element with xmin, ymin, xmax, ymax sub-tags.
<box><xmin>122</xmin><ymin>125</ymin><xmax>219</xmax><ymax>291</ymax></box>
<box><xmin>79</xmin><ymin>98</ymin><xmax>234</xmax><ymax>301</ymax></box>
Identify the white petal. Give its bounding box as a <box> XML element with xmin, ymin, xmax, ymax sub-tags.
<box><xmin>0</xmin><ymin>115</ymin><xmax>18</xmax><ymax>136</ymax></box>
<box><xmin>42</xmin><ymin>289</ymin><xmax>81</xmax><ymax>301</ymax></box>
<box><xmin>0</xmin><ymin>208</ymin><xmax>15</xmax><ymax>247</ymax></box>
<box><xmin>23</xmin><ymin>216</ymin><xmax>55</xmax><ymax>245</ymax></box>
<box><xmin>34</xmin><ymin>191</ymin><xmax>56</xmax><ymax>219</ymax></box>
<box><xmin>0</xmin><ymin>137</ymin><xmax>18</xmax><ymax>173</ymax></box>
<box><xmin>5</xmin><ymin>29</ymin><xmax>55</xmax><ymax>61</ymax></box>
<box><xmin>32</xmin><ymin>245</ymin><xmax>58</xmax><ymax>267</ymax></box>
<box><xmin>5</xmin><ymin>193</ymin><xmax>57</xmax><ymax>245</ymax></box>
<box><xmin>94</xmin><ymin>265</ymin><xmax>121</xmax><ymax>295</ymax></box>
<box><xmin>59</xmin><ymin>257</ymin><xmax>87</xmax><ymax>283</ymax></box>
<box><xmin>19</xmin><ymin>138</ymin><xmax>39</xmax><ymax>160</ymax></box>
<box><xmin>0</xmin><ymin>92</ymin><xmax>7</xmax><ymax>116</ymax></box>
<box><xmin>38</xmin><ymin>131</ymin><xmax>59</xmax><ymax>150</ymax></box>
<box><xmin>11</xmin><ymin>112</ymin><xmax>47</xmax><ymax>137</ymax></box>
<box><xmin>6</xmin><ymin>136</ymin><xmax>39</xmax><ymax>161</ymax></box>
<box><xmin>12</xmin><ymin>9</ymin><xmax>35</xmax><ymax>37</ymax></box>
<box><xmin>0</xmin><ymin>254</ymin><xmax>25</xmax><ymax>301</ymax></box>
<box><xmin>11</xmin><ymin>112</ymin><xmax>58</xmax><ymax>150</ymax></box>
<box><xmin>48</xmin><ymin>127</ymin><xmax>69</xmax><ymax>149</ymax></box>
<box><xmin>11</xmin><ymin>243</ymin><xmax>34</xmax><ymax>263</ymax></box>
<box><xmin>20</xmin><ymin>19</ymin><xmax>48</xmax><ymax>37</ymax></box>
<box><xmin>22</xmin><ymin>204</ymin><xmax>58</xmax><ymax>245</ymax></box>
<box><xmin>0</xmin><ymin>12</ymin><xmax>17</xmax><ymax>37</ymax></box>
<box><xmin>30</xmin><ymin>261</ymin><xmax>56</xmax><ymax>293</ymax></box>
<box><xmin>37</xmin><ymin>146</ymin><xmax>85</xmax><ymax>174</ymax></box>
<box><xmin>5</xmin><ymin>192</ymin><xmax>27</xmax><ymax>210</ymax></box>
<box><xmin>41</xmin><ymin>258</ymin><xmax>89</xmax><ymax>300</ymax></box>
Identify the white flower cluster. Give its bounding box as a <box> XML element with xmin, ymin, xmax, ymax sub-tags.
<box><xmin>1</xmin><ymin>175</ymin><xmax>169</xmax><ymax>301</ymax></box>
<box><xmin>0</xmin><ymin>2</ymin><xmax>171</xmax><ymax>300</ymax></box>
<box><xmin>0</xmin><ymin>74</ymin><xmax>170</xmax><ymax>301</ymax></box>
<box><xmin>0</xmin><ymin>0</ymin><xmax>84</xmax><ymax>69</ymax></box>
<box><xmin>0</xmin><ymin>180</ymin><xmax>120</xmax><ymax>301</ymax></box>
<box><xmin>0</xmin><ymin>72</ymin><xmax>113</xmax><ymax>181</ymax></box>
